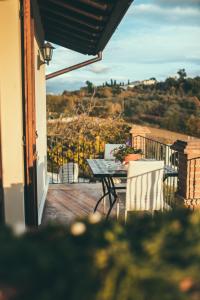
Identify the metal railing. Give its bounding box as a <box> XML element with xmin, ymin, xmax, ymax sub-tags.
<box><xmin>47</xmin><ymin>135</ymin><xmax>104</xmax><ymax>184</ymax></box>
<box><xmin>133</xmin><ymin>135</ymin><xmax>179</xmax><ymax>169</ymax></box>
<box><xmin>47</xmin><ymin>134</ymin><xmax>179</xmax><ymax>208</ymax></box>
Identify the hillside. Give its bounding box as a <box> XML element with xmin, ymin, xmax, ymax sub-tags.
<box><xmin>47</xmin><ymin>70</ymin><xmax>200</xmax><ymax>138</ymax></box>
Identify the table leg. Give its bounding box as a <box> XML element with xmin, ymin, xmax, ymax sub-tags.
<box><xmin>94</xmin><ymin>176</ymin><xmax>119</xmax><ymax>219</ymax></box>
<box><xmin>94</xmin><ymin>178</ymin><xmax>108</xmax><ymax>212</ymax></box>
<box><xmin>106</xmin><ymin>176</ymin><xmax>118</xmax><ymax>219</ymax></box>
<box><xmin>102</xmin><ymin>179</ymin><xmax>106</xmax><ymax>213</ymax></box>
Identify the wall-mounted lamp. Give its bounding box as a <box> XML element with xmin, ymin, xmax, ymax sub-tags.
<box><xmin>38</xmin><ymin>42</ymin><xmax>55</xmax><ymax>69</ymax></box>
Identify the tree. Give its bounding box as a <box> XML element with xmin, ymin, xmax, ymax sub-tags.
<box><xmin>177</xmin><ymin>69</ymin><xmax>187</xmax><ymax>81</ymax></box>
<box><xmin>165</xmin><ymin>77</ymin><xmax>177</xmax><ymax>90</ymax></box>
<box><xmin>85</xmin><ymin>81</ymin><xmax>94</xmax><ymax>94</ymax></box>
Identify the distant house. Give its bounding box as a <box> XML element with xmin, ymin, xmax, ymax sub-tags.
<box><xmin>120</xmin><ymin>79</ymin><xmax>157</xmax><ymax>90</ymax></box>
<box><xmin>141</xmin><ymin>79</ymin><xmax>157</xmax><ymax>86</ymax></box>
<box><xmin>0</xmin><ymin>0</ymin><xmax>132</xmax><ymax>227</ymax></box>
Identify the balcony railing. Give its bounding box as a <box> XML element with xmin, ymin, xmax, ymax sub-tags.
<box><xmin>47</xmin><ymin>135</ymin><xmax>104</xmax><ymax>184</ymax></box>
<box><xmin>133</xmin><ymin>135</ymin><xmax>179</xmax><ymax>169</ymax></box>
<box><xmin>47</xmin><ymin>135</ymin><xmax>179</xmax><ymax>207</ymax></box>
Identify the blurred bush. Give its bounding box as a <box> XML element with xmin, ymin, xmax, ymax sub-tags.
<box><xmin>0</xmin><ymin>209</ymin><xmax>200</xmax><ymax>300</ymax></box>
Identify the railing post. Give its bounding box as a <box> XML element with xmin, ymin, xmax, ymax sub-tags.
<box><xmin>171</xmin><ymin>140</ymin><xmax>200</xmax><ymax>209</ymax></box>
<box><xmin>130</xmin><ymin>125</ymin><xmax>151</xmax><ymax>153</ymax></box>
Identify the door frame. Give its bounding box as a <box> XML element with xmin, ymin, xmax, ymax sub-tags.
<box><xmin>0</xmin><ymin>102</ymin><xmax>5</xmax><ymax>225</ymax></box>
<box><xmin>21</xmin><ymin>0</ymin><xmax>38</xmax><ymax>226</ymax></box>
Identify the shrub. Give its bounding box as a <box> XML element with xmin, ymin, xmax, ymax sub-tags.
<box><xmin>0</xmin><ymin>209</ymin><xmax>200</xmax><ymax>300</ymax></box>
<box><xmin>47</xmin><ymin>117</ymin><xmax>132</xmax><ymax>175</ymax></box>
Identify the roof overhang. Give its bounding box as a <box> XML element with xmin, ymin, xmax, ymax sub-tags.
<box><xmin>38</xmin><ymin>0</ymin><xmax>133</xmax><ymax>55</ymax></box>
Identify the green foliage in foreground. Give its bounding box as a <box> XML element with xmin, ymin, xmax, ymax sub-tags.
<box><xmin>0</xmin><ymin>209</ymin><xmax>200</xmax><ymax>300</ymax></box>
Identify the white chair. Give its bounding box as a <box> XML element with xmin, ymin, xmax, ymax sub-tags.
<box><xmin>117</xmin><ymin>160</ymin><xmax>166</xmax><ymax>221</ymax></box>
<box><xmin>59</xmin><ymin>162</ymin><xmax>79</xmax><ymax>183</ymax></box>
<box><xmin>104</xmin><ymin>144</ymin><xmax>125</xmax><ymax>160</ymax></box>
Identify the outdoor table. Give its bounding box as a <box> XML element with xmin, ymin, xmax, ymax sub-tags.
<box><xmin>87</xmin><ymin>159</ymin><xmax>178</xmax><ymax>219</ymax></box>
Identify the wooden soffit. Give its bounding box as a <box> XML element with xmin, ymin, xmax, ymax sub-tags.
<box><xmin>38</xmin><ymin>0</ymin><xmax>133</xmax><ymax>55</ymax></box>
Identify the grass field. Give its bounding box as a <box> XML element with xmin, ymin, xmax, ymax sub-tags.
<box><xmin>146</xmin><ymin>126</ymin><xmax>199</xmax><ymax>144</ymax></box>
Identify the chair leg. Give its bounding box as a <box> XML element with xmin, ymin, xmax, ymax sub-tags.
<box><xmin>125</xmin><ymin>210</ymin><xmax>128</xmax><ymax>224</ymax></box>
<box><xmin>103</xmin><ymin>196</ymin><xmax>106</xmax><ymax>214</ymax></box>
<box><xmin>116</xmin><ymin>201</ymin><xmax>120</xmax><ymax>220</ymax></box>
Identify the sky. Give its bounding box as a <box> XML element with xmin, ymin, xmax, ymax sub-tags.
<box><xmin>46</xmin><ymin>0</ymin><xmax>200</xmax><ymax>94</ymax></box>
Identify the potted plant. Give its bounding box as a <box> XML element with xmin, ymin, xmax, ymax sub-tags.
<box><xmin>112</xmin><ymin>145</ymin><xmax>142</xmax><ymax>163</ymax></box>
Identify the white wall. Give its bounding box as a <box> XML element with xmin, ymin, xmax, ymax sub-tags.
<box><xmin>0</xmin><ymin>1</ymin><xmax>48</xmax><ymax>226</ymax></box>
<box><xmin>34</xmin><ymin>38</ymin><xmax>48</xmax><ymax>224</ymax></box>
<box><xmin>0</xmin><ymin>0</ymin><xmax>25</xmax><ymax>226</ymax></box>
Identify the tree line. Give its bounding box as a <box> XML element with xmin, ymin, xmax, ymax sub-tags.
<box><xmin>47</xmin><ymin>69</ymin><xmax>200</xmax><ymax>138</ymax></box>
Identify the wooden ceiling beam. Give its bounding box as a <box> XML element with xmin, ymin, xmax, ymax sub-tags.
<box><xmin>76</xmin><ymin>0</ymin><xmax>109</xmax><ymax>11</ymax></box>
<box><xmin>46</xmin><ymin>31</ymin><xmax>95</xmax><ymax>49</ymax></box>
<box><xmin>47</xmin><ymin>0</ymin><xmax>105</xmax><ymax>21</ymax></box>
<box><xmin>45</xmin><ymin>25</ymin><xmax>98</xmax><ymax>43</ymax></box>
<box><xmin>40</xmin><ymin>6</ymin><xmax>103</xmax><ymax>31</ymax></box>
<box><xmin>45</xmin><ymin>35</ymin><xmax>95</xmax><ymax>54</ymax></box>
<box><xmin>43</xmin><ymin>15</ymin><xmax>101</xmax><ymax>37</ymax></box>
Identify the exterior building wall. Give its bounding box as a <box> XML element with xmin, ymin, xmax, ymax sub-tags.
<box><xmin>172</xmin><ymin>140</ymin><xmax>200</xmax><ymax>209</ymax></box>
<box><xmin>34</xmin><ymin>37</ymin><xmax>48</xmax><ymax>224</ymax></box>
<box><xmin>0</xmin><ymin>0</ymin><xmax>25</xmax><ymax>226</ymax></box>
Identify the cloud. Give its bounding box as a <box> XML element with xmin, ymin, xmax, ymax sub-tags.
<box><xmin>134</xmin><ymin>57</ymin><xmax>200</xmax><ymax>66</ymax></box>
<box><xmin>154</xmin><ymin>0</ymin><xmax>200</xmax><ymax>8</ymax></box>
<box><xmin>46</xmin><ymin>78</ymin><xmax>85</xmax><ymax>93</ymax></box>
<box><xmin>129</xmin><ymin>3</ymin><xmax>200</xmax><ymax>27</ymax></box>
<box><xmin>87</xmin><ymin>64</ymin><xmax>110</xmax><ymax>74</ymax></box>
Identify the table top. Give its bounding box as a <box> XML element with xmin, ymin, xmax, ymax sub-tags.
<box><xmin>87</xmin><ymin>159</ymin><xmax>127</xmax><ymax>177</ymax></box>
<box><xmin>87</xmin><ymin>159</ymin><xmax>178</xmax><ymax>178</ymax></box>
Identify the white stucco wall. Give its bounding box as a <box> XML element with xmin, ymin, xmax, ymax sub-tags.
<box><xmin>0</xmin><ymin>0</ymin><xmax>25</xmax><ymax>226</ymax></box>
<box><xmin>34</xmin><ymin>37</ymin><xmax>48</xmax><ymax>224</ymax></box>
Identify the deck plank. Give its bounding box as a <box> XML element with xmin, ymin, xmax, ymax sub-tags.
<box><xmin>42</xmin><ymin>183</ymin><xmax>110</xmax><ymax>225</ymax></box>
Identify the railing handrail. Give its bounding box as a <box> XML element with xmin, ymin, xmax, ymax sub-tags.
<box><xmin>133</xmin><ymin>135</ymin><xmax>172</xmax><ymax>148</ymax></box>
<box><xmin>187</xmin><ymin>156</ymin><xmax>200</xmax><ymax>162</ymax></box>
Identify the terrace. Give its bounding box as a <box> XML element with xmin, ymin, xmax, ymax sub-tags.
<box><xmin>43</xmin><ymin>125</ymin><xmax>199</xmax><ymax>224</ymax></box>
<box><xmin>37</xmin><ymin>1</ymin><xmax>200</xmax><ymax>226</ymax></box>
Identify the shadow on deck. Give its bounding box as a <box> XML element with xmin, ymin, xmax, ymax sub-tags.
<box><xmin>42</xmin><ymin>183</ymin><xmax>106</xmax><ymax>225</ymax></box>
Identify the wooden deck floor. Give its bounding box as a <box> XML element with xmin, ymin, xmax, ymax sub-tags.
<box><xmin>42</xmin><ymin>183</ymin><xmax>108</xmax><ymax>225</ymax></box>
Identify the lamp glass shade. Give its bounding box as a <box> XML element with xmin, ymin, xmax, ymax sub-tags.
<box><xmin>43</xmin><ymin>42</ymin><xmax>55</xmax><ymax>64</ymax></box>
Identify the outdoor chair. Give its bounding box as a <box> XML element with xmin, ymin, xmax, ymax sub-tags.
<box><xmin>116</xmin><ymin>160</ymin><xmax>166</xmax><ymax>221</ymax></box>
<box><xmin>59</xmin><ymin>162</ymin><xmax>79</xmax><ymax>183</ymax></box>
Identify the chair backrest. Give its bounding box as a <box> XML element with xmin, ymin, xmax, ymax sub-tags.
<box><xmin>104</xmin><ymin>144</ymin><xmax>125</xmax><ymax>160</ymax></box>
<box><xmin>126</xmin><ymin>160</ymin><xmax>164</xmax><ymax>211</ymax></box>
<box><xmin>59</xmin><ymin>162</ymin><xmax>79</xmax><ymax>183</ymax></box>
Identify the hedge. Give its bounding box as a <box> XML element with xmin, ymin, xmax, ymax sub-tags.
<box><xmin>0</xmin><ymin>209</ymin><xmax>200</xmax><ymax>300</ymax></box>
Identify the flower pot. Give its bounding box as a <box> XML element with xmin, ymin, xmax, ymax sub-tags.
<box><xmin>124</xmin><ymin>153</ymin><xmax>142</xmax><ymax>164</ymax></box>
